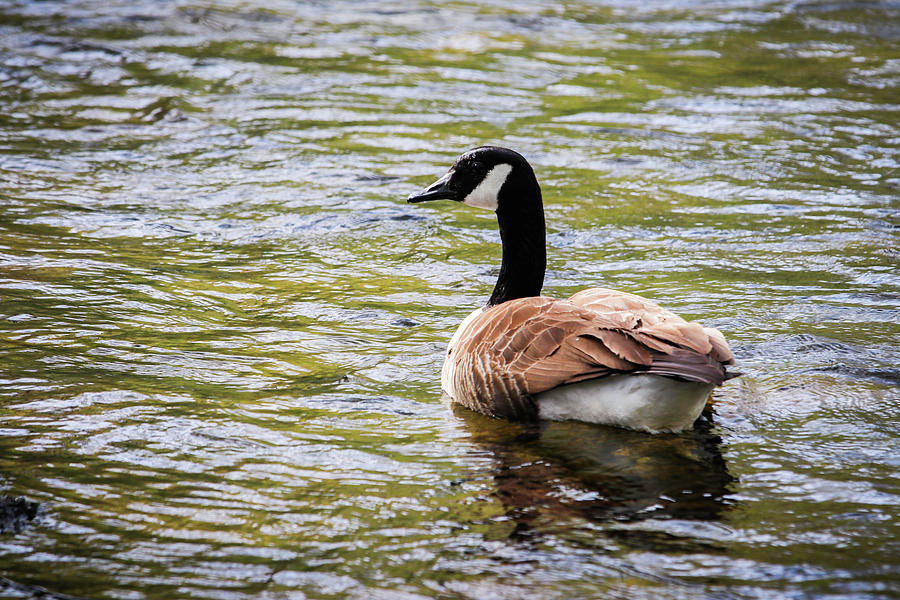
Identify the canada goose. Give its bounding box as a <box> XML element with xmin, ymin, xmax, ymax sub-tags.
<box><xmin>407</xmin><ymin>146</ymin><xmax>737</xmax><ymax>433</ymax></box>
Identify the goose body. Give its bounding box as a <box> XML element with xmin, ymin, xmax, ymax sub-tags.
<box><xmin>408</xmin><ymin>147</ymin><xmax>736</xmax><ymax>433</ymax></box>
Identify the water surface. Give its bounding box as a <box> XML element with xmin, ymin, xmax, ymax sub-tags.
<box><xmin>1</xmin><ymin>1</ymin><xmax>898</xmax><ymax>598</ymax></box>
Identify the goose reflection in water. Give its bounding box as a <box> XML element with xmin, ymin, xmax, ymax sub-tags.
<box><xmin>452</xmin><ymin>403</ymin><xmax>736</xmax><ymax>538</ymax></box>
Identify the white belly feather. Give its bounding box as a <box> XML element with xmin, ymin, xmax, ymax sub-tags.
<box><xmin>536</xmin><ymin>375</ymin><xmax>713</xmax><ymax>433</ymax></box>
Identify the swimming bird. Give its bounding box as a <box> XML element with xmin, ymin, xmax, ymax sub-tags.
<box><xmin>407</xmin><ymin>146</ymin><xmax>737</xmax><ymax>433</ymax></box>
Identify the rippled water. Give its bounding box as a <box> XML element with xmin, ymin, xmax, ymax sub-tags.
<box><xmin>1</xmin><ymin>0</ymin><xmax>898</xmax><ymax>598</ymax></box>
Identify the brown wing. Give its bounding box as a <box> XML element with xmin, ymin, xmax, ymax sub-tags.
<box><xmin>568</xmin><ymin>287</ymin><xmax>736</xmax><ymax>365</ymax></box>
<box><xmin>444</xmin><ymin>291</ymin><xmax>736</xmax><ymax>421</ymax></box>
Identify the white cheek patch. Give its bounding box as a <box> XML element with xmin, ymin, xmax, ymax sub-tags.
<box><xmin>463</xmin><ymin>163</ymin><xmax>513</xmax><ymax>211</ymax></box>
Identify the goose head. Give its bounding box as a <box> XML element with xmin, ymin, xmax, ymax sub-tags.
<box><xmin>407</xmin><ymin>146</ymin><xmax>547</xmax><ymax>307</ymax></box>
<box><xmin>407</xmin><ymin>146</ymin><xmax>540</xmax><ymax>213</ymax></box>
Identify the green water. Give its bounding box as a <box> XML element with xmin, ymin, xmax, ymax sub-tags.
<box><xmin>1</xmin><ymin>1</ymin><xmax>898</xmax><ymax>598</ymax></box>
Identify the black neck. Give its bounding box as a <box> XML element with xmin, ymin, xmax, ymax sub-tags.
<box><xmin>487</xmin><ymin>173</ymin><xmax>546</xmax><ymax>306</ymax></box>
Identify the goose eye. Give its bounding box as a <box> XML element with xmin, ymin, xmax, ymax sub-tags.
<box><xmin>471</xmin><ymin>161</ymin><xmax>486</xmax><ymax>172</ymax></box>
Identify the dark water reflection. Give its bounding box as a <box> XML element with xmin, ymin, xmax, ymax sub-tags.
<box><xmin>1</xmin><ymin>0</ymin><xmax>899</xmax><ymax>598</ymax></box>
<box><xmin>455</xmin><ymin>405</ymin><xmax>734</xmax><ymax>528</ymax></box>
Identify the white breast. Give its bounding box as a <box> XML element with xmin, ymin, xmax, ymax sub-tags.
<box><xmin>441</xmin><ymin>308</ymin><xmax>483</xmax><ymax>397</ymax></box>
<box><xmin>536</xmin><ymin>375</ymin><xmax>713</xmax><ymax>433</ymax></box>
